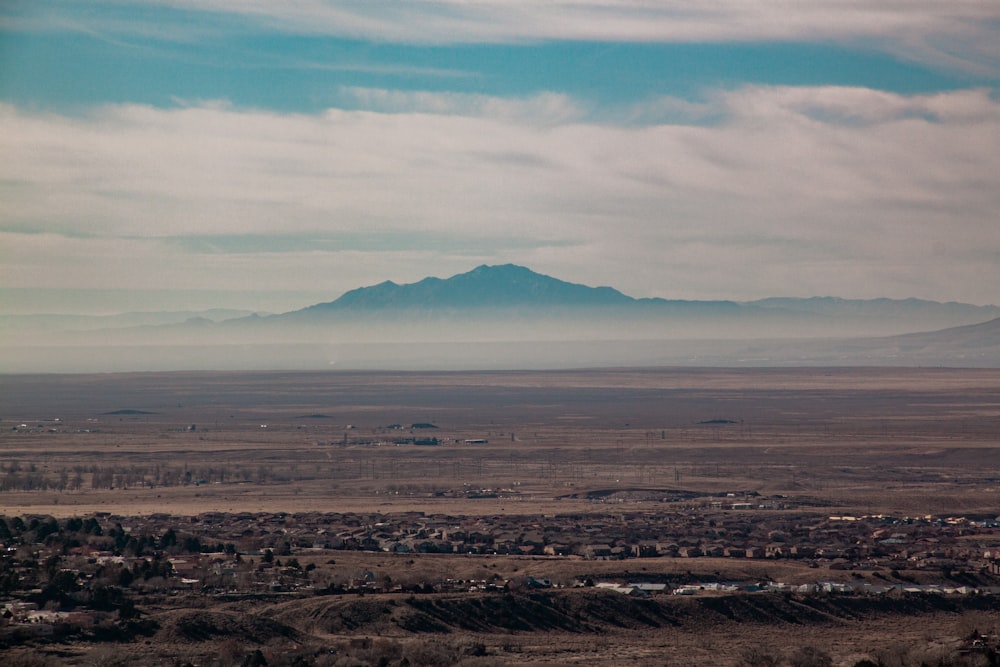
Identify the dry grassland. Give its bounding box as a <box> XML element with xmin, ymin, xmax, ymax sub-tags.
<box><xmin>2</xmin><ymin>367</ymin><xmax>1000</xmax><ymax>665</ymax></box>
<box><xmin>3</xmin><ymin>367</ymin><xmax>1000</xmax><ymax>517</ymax></box>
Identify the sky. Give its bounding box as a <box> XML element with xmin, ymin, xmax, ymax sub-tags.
<box><xmin>2</xmin><ymin>1</ymin><xmax>999</xmax><ymax>315</ymax></box>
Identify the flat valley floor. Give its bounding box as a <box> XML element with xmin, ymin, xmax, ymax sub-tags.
<box><xmin>2</xmin><ymin>367</ymin><xmax>1000</xmax><ymax>665</ymax></box>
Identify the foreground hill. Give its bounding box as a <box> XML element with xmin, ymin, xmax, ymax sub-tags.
<box><xmin>141</xmin><ymin>587</ymin><xmax>1000</xmax><ymax>665</ymax></box>
<box><xmin>260</xmin><ymin>589</ymin><xmax>1000</xmax><ymax>637</ymax></box>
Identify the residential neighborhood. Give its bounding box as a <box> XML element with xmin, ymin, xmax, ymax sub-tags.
<box><xmin>4</xmin><ymin>505</ymin><xmax>1000</xmax><ymax>646</ymax></box>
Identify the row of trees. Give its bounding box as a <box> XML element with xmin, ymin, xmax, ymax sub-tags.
<box><xmin>0</xmin><ymin>515</ymin><xmax>236</xmax><ymax>558</ymax></box>
<box><xmin>0</xmin><ymin>463</ymin><xmax>288</xmax><ymax>492</ymax></box>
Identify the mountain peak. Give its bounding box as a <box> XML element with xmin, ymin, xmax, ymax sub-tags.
<box><xmin>297</xmin><ymin>264</ymin><xmax>634</xmax><ymax>312</ymax></box>
<box><xmin>469</xmin><ymin>263</ymin><xmax>532</xmax><ymax>275</ymax></box>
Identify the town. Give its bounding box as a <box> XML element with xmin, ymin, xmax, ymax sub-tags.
<box><xmin>5</xmin><ymin>505</ymin><xmax>1000</xmax><ymax>644</ymax></box>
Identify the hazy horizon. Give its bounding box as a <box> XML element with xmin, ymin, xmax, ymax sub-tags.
<box><xmin>2</xmin><ymin>267</ymin><xmax>1000</xmax><ymax>319</ymax></box>
<box><xmin>3</xmin><ymin>263</ymin><xmax>1000</xmax><ymax>373</ymax></box>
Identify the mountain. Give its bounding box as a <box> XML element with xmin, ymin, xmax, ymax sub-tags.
<box><xmin>0</xmin><ymin>308</ymin><xmax>258</xmax><ymax>334</ymax></box>
<box><xmin>256</xmin><ymin>264</ymin><xmax>763</xmax><ymax>344</ymax></box>
<box><xmin>33</xmin><ymin>264</ymin><xmax>994</xmax><ymax>345</ymax></box>
<box><xmin>279</xmin><ymin>264</ymin><xmax>997</xmax><ymax>319</ymax></box>
<box><xmin>875</xmin><ymin>316</ymin><xmax>1000</xmax><ymax>357</ymax></box>
<box><xmin>273</xmin><ymin>264</ymin><xmax>757</xmax><ymax>332</ymax></box>
<box><xmin>719</xmin><ymin>316</ymin><xmax>1000</xmax><ymax>367</ymax></box>
<box><xmin>263</xmin><ymin>264</ymin><xmax>996</xmax><ymax>337</ymax></box>
<box><xmin>291</xmin><ymin>264</ymin><xmax>638</xmax><ymax>312</ymax></box>
<box><xmin>4</xmin><ymin>265</ymin><xmax>999</xmax><ymax>372</ymax></box>
<box><xmin>748</xmin><ymin>296</ymin><xmax>1000</xmax><ymax>326</ymax></box>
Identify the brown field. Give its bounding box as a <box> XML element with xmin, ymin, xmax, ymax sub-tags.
<box><xmin>4</xmin><ymin>367</ymin><xmax>1000</xmax><ymax>517</ymax></box>
<box><xmin>2</xmin><ymin>367</ymin><xmax>1000</xmax><ymax>665</ymax></box>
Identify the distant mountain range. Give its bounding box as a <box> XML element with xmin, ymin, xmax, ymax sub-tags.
<box><xmin>0</xmin><ymin>308</ymin><xmax>259</xmax><ymax>334</ymax></box>
<box><xmin>274</xmin><ymin>264</ymin><xmax>998</xmax><ymax>325</ymax></box>
<box><xmin>3</xmin><ymin>265</ymin><xmax>999</xmax><ymax>372</ymax></box>
<box><xmin>299</xmin><ymin>264</ymin><xmax>637</xmax><ymax>310</ymax></box>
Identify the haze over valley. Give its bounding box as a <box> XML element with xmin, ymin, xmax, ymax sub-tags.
<box><xmin>4</xmin><ymin>265</ymin><xmax>999</xmax><ymax>373</ymax></box>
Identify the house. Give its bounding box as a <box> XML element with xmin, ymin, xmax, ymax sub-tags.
<box><xmin>765</xmin><ymin>543</ymin><xmax>786</xmax><ymax>558</ymax></box>
<box><xmin>630</xmin><ymin>582</ymin><xmax>668</xmax><ymax>594</ymax></box>
<box><xmin>544</xmin><ymin>543</ymin><xmax>573</xmax><ymax>556</ymax></box>
<box><xmin>596</xmin><ymin>582</ymin><xmax>644</xmax><ymax>596</ymax></box>
<box><xmin>584</xmin><ymin>544</ymin><xmax>613</xmax><ymax>559</ymax></box>
<box><xmin>631</xmin><ymin>541</ymin><xmax>660</xmax><ymax>558</ymax></box>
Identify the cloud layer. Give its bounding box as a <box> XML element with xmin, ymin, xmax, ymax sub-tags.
<box><xmin>3</xmin><ymin>85</ymin><xmax>998</xmax><ymax>305</ymax></box>
<box><xmin>23</xmin><ymin>1</ymin><xmax>995</xmax><ymax>76</ymax></box>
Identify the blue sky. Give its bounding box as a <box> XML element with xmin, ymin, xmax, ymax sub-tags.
<box><xmin>2</xmin><ymin>1</ymin><xmax>999</xmax><ymax>314</ymax></box>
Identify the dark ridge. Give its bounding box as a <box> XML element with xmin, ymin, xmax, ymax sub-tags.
<box><xmin>102</xmin><ymin>409</ymin><xmax>157</xmax><ymax>415</ymax></box>
<box><xmin>267</xmin><ymin>589</ymin><xmax>1000</xmax><ymax>637</ymax></box>
<box><xmin>157</xmin><ymin>610</ymin><xmax>302</xmax><ymax>644</ymax></box>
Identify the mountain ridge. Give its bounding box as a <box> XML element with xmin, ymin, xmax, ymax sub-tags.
<box><xmin>273</xmin><ymin>264</ymin><xmax>998</xmax><ymax>324</ymax></box>
<box><xmin>293</xmin><ymin>264</ymin><xmax>638</xmax><ymax>312</ymax></box>
<box><xmin>5</xmin><ymin>265</ymin><xmax>1000</xmax><ymax>374</ymax></box>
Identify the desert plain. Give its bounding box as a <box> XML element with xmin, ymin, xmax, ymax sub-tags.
<box><xmin>2</xmin><ymin>367</ymin><xmax>1000</xmax><ymax>666</ymax></box>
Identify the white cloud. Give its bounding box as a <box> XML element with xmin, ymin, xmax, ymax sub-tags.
<box><xmin>106</xmin><ymin>1</ymin><xmax>1000</xmax><ymax>74</ymax></box>
<box><xmin>2</xmin><ymin>85</ymin><xmax>999</xmax><ymax>305</ymax></box>
<box><xmin>337</xmin><ymin>88</ymin><xmax>584</xmax><ymax>124</ymax></box>
<box><xmin>12</xmin><ymin>2</ymin><xmax>998</xmax><ymax>75</ymax></box>
<box><xmin>720</xmin><ymin>86</ymin><xmax>1000</xmax><ymax>125</ymax></box>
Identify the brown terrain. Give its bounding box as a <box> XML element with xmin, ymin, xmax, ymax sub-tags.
<box><xmin>2</xmin><ymin>367</ymin><xmax>1000</xmax><ymax>666</ymax></box>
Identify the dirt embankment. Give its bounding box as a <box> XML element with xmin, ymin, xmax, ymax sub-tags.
<box><xmin>250</xmin><ymin>589</ymin><xmax>1000</xmax><ymax>639</ymax></box>
<box><xmin>155</xmin><ymin>609</ymin><xmax>305</xmax><ymax>644</ymax></box>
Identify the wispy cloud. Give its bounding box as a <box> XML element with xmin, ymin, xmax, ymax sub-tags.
<box><xmin>7</xmin><ymin>2</ymin><xmax>998</xmax><ymax>76</ymax></box>
<box><xmin>337</xmin><ymin>87</ymin><xmax>584</xmax><ymax>123</ymax></box>
<box><xmin>720</xmin><ymin>85</ymin><xmax>1000</xmax><ymax>125</ymax></box>
<box><xmin>94</xmin><ymin>1</ymin><xmax>1000</xmax><ymax>75</ymax></box>
<box><xmin>2</xmin><ymin>84</ymin><xmax>998</xmax><ymax>303</ymax></box>
<box><xmin>1</xmin><ymin>3</ymin><xmax>228</xmax><ymax>44</ymax></box>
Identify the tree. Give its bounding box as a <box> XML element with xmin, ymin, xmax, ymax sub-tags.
<box><xmin>83</xmin><ymin>517</ymin><xmax>102</xmax><ymax>535</ymax></box>
<box><xmin>160</xmin><ymin>528</ymin><xmax>177</xmax><ymax>549</ymax></box>
<box><xmin>241</xmin><ymin>649</ymin><xmax>267</xmax><ymax>666</ymax></box>
<box><xmin>44</xmin><ymin>568</ymin><xmax>79</xmax><ymax>599</ymax></box>
<box><xmin>118</xmin><ymin>597</ymin><xmax>138</xmax><ymax>621</ymax></box>
<box><xmin>35</xmin><ymin>517</ymin><xmax>60</xmax><ymax>542</ymax></box>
